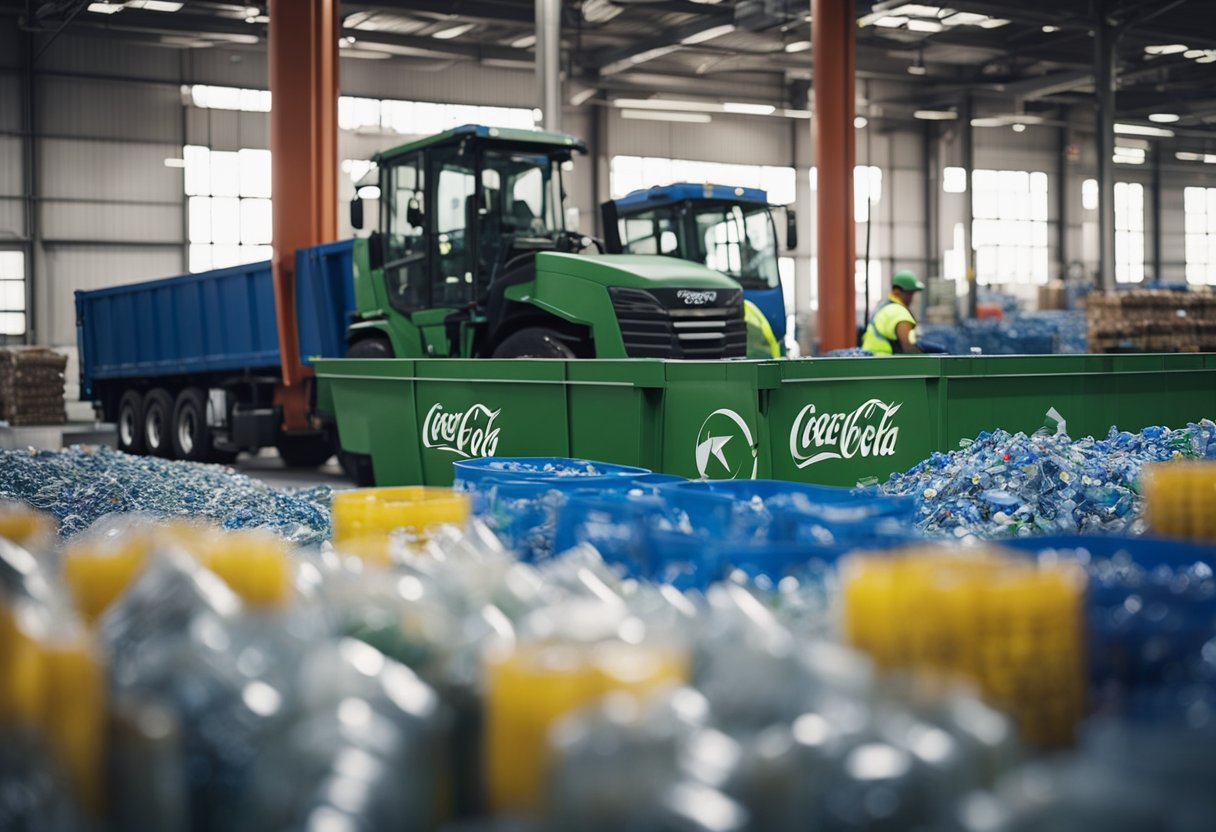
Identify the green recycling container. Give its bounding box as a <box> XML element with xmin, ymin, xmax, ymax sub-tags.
<box><xmin>314</xmin><ymin>353</ymin><xmax>1216</xmax><ymax>488</ymax></box>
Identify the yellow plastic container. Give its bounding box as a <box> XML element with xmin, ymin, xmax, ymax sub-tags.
<box><xmin>1143</xmin><ymin>460</ymin><xmax>1216</xmax><ymax>542</ymax></box>
<box><xmin>0</xmin><ymin>601</ymin><xmax>47</xmax><ymax>726</ymax></box>
<box><xmin>842</xmin><ymin>546</ymin><xmax>1086</xmax><ymax>747</ymax></box>
<box><xmin>42</xmin><ymin>628</ymin><xmax>106</xmax><ymax>818</ymax></box>
<box><xmin>196</xmin><ymin>529</ymin><xmax>292</xmax><ymax>607</ymax></box>
<box><xmin>0</xmin><ymin>503</ymin><xmax>54</xmax><ymax>550</ymax></box>
<box><xmin>484</xmin><ymin>640</ymin><xmax>687</xmax><ymax>815</ymax></box>
<box><xmin>63</xmin><ymin>532</ymin><xmax>153</xmax><ymax>624</ymax></box>
<box><xmin>331</xmin><ymin>487</ymin><xmax>470</xmax><ymax>562</ymax></box>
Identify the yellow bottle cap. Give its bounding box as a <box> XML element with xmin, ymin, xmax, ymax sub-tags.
<box><xmin>331</xmin><ymin>487</ymin><xmax>470</xmax><ymax>553</ymax></box>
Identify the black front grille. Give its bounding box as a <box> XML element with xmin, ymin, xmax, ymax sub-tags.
<box><xmin>609</xmin><ymin>286</ymin><xmax>747</xmax><ymax>359</ymax></box>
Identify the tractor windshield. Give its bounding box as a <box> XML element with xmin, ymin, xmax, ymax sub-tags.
<box><xmin>481</xmin><ymin>149</ymin><xmax>565</xmax><ymax>238</ymax></box>
<box><xmin>691</xmin><ymin>201</ymin><xmax>780</xmax><ymax>291</ymax></box>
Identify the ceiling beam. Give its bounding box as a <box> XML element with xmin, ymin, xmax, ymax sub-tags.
<box><xmin>592</xmin><ymin>16</ymin><xmax>737</xmax><ymax>75</ymax></box>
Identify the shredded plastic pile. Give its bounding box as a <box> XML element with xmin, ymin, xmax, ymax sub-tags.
<box><xmin>881</xmin><ymin>420</ymin><xmax>1216</xmax><ymax>539</ymax></box>
<box><xmin>0</xmin><ymin>445</ymin><xmax>332</xmax><ymax>544</ymax></box>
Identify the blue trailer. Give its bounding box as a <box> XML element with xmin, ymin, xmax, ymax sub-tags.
<box><xmin>75</xmin><ymin>240</ymin><xmax>355</xmax><ymax>465</ymax></box>
<box><xmin>601</xmin><ymin>183</ymin><xmax>796</xmax><ymax>344</ymax></box>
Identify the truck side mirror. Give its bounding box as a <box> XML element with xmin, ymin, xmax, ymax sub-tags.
<box><xmin>785</xmin><ymin>206</ymin><xmax>798</xmax><ymax>251</ymax></box>
<box><xmin>350</xmin><ymin>197</ymin><xmax>364</xmax><ymax>230</ymax></box>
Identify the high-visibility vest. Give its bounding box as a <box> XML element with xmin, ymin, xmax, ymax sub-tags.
<box><xmin>744</xmin><ymin>300</ymin><xmax>781</xmax><ymax>359</ymax></box>
<box><xmin>861</xmin><ymin>295</ymin><xmax>916</xmax><ymax>355</ymax></box>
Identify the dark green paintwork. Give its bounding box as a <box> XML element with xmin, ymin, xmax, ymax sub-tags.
<box><xmin>316</xmin><ymin>353</ymin><xmax>1216</xmax><ymax>487</ymax></box>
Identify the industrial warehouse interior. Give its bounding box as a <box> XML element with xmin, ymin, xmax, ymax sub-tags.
<box><xmin>2</xmin><ymin>0</ymin><xmax>1216</xmax><ymax>829</ymax></box>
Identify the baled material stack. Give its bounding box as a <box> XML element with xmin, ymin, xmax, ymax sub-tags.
<box><xmin>0</xmin><ymin>348</ymin><xmax>67</xmax><ymax>426</ymax></box>
<box><xmin>1087</xmin><ymin>289</ymin><xmax>1216</xmax><ymax>353</ymax></box>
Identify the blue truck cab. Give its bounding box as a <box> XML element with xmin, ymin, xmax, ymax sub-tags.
<box><xmin>601</xmin><ymin>183</ymin><xmax>796</xmax><ymax>343</ymax></box>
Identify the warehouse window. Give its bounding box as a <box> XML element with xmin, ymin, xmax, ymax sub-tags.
<box><xmin>1114</xmin><ymin>182</ymin><xmax>1145</xmax><ymax>283</ymax></box>
<box><xmin>807</xmin><ymin>166</ymin><xmax>884</xmax><ymax>222</ymax></box>
<box><xmin>610</xmin><ymin>157</ymin><xmax>797</xmax><ymax>205</ymax></box>
<box><xmin>0</xmin><ymin>250</ymin><xmax>25</xmax><ymax>337</ymax></box>
<box><xmin>184</xmin><ymin>145</ymin><xmax>273</xmax><ymax>273</ymax></box>
<box><xmin>1081</xmin><ymin>179</ymin><xmax>1144</xmax><ymax>282</ymax></box>
<box><xmin>971</xmin><ymin>169</ymin><xmax>1049</xmax><ymax>285</ymax></box>
<box><xmin>1185</xmin><ymin>186</ymin><xmax>1216</xmax><ymax>285</ymax></box>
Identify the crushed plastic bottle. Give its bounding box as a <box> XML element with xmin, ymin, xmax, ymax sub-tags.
<box><xmin>881</xmin><ymin>421</ymin><xmax>1216</xmax><ymax>539</ymax></box>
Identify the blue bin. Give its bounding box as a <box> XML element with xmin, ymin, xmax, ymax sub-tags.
<box><xmin>553</xmin><ymin>492</ymin><xmax>668</xmax><ymax>578</ymax></box>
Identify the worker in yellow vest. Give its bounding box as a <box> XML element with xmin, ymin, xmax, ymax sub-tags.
<box><xmin>861</xmin><ymin>271</ymin><xmax>925</xmax><ymax>355</ymax></box>
<box><xmin>744</xmin><ymin>300</ymin><xmax>782</xmax><ymax>359</ymax></box>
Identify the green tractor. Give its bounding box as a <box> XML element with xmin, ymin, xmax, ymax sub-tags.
<box><xmin>346</xmin><ymin>125</ymin><xmax>747</xmax><ymax>363</ymax></box>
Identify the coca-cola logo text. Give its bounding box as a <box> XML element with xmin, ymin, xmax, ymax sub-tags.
<box><xmin>789</xmin><ymin>399</ymin><xmax>901</xmax><ymax>469</ymax></box>
<box><xmin>422</xmin><ymin>403</ymin><xmax>501</xmax><ymax>458</ymax></box>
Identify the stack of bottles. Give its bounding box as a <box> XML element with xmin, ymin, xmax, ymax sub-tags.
<box><xmin>841</xmin><ymin>546</ymin><xmax>1088</xmax><ymax>747</ymax></box>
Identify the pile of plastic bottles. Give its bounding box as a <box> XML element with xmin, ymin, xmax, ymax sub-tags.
<box><xmin>881</xmin><ymin>421</ymin><xmax>1216</xmax><ymax>539</ymax></box>
<box><xmin>917</xmin><ymin>310</ymin><xmax>1088</xmax><ymax>356</ymax></box>
<box><xmin>0</xmin><ymin>444</ymin><xmax>332</xmax><ymax>544</ymax></box>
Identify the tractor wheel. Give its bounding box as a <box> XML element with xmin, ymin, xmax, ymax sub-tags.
<box><xmin>143</xmin><ymin>388</ymin><xmax>175</xmax><ymax>458</ymax></box>
<box><xmin>492</xmin><ymin>328</ymin><xmax>576</xmax><ymax>359</ymax></box>
<box><xmin>116</xmin><ymin>390</ymin><xmax>145</xmax><ymax>454</ymax></box>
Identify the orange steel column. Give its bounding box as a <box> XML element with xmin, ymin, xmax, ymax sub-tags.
<box><xmin>812</xmin><ymin>0</ymin><xmax>857</xmax><ymax>352</ymax></box>
<box><xmin>269</xmin><ymin>0</ymin><xmax>339</xmax><ymax>432</ymax></box>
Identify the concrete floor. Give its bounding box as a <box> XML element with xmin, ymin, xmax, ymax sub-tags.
<box><xmin>234</xmin><ymin>450</ymin><xmax>353</xmax><ymax>491</ymax></box>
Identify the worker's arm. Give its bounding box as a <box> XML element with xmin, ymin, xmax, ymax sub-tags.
<box><xmin>894</xmin><ymin>321</ymin><xmax>922</xmax><ymax>354</ymax></box>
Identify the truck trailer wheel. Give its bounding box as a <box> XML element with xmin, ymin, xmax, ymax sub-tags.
<box><xmin>172</xmin><ymin>387</ymin><xmax>217</xmax><ymax>463</ymax></box>
<box><xmin>117</xmin><ymin>390</ymin><xmax>145</xmax><ymax>454</ymax></box>
<box><xmin>143</xmin><ymin>388</ymin><xmax>175</xmax><ymax>458</ymax></box>
<box><xmin>337</xmin><ymin>336</ymin><xmax>391</xmax><ymax>486</ymax></box>
<box><xmin>492</xmin><ymin>327</ymin><xmax>577</xmax><ymax>359</ymax></box>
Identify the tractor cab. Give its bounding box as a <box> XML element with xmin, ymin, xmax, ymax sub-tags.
<box><xmin>348</xmin><ymin>126</ymin><xmax>746</xmax><ymax>361</ymax></box>
<box><xmin>602</xmin><ymin>183</ymin><xmax>796</xmax><ymax>344</ymax></box>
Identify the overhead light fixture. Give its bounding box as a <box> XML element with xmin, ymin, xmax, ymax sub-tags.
<box><xmin>854</xmin><ymin>116</ymin><xmax>868</xmax><ymax>128</ymax></box>
<box><xmin>913</xmin><ymin>109</ymin><xmax>957</xmax><ymax>120</ymax></box>
<box><xmin>978</xmin><ymin>18</ymin><xmax>1009</xmax><ymax>28</ymax></box>
<box><xmin>1144</xmin><ymin>44</ymin><xmax>1189</xmax><ymax>55</ymax></box>
<box><xmin>432</xmin><ymin>23</ymin><xmax>475</xmax><ymax>40</ymax></box>
<box><xmin>1148</xmin><ymin>113</ymin><xmax>1180</xmax><ymax>123</ymax></box>
<box><xmin>942</xmin><ymin>12</ymin><xmax>987</xmax><ymax>26</ymax></box>
<box><xmin>612</xmin><ymin>97</ymin><xmax>705</xmax><ymax>111</ymax></box>
<box><xmin>874</xmin><ymin>16</ymin><xmax>909</xmax><ymax>27</ymax></box>
<box><xmin>723</xmin><ymin>102</ymin><xmax>776</xmax><ymax>115</ymax></box>
<box><xmin>1042</xmin><ymin>25</ymin><xmax>1060</xmax><ymax>33</ymax></box>
<box><xmin>1114</xmin><ymin>146</ymin><xmax>1146</xmax><ymax>165</ymax></box>
<box><xmin>883</xmin><ymin>4</ymin><xmax>943</xmax><ymax>16</ymax></box>
<box><xmin>1197</xmin><ymin>53</ymin><xmax>1216</xmax><ymax>64</ymax></box>
<box><xmin>511</xmin><ymin>34</ymin><xmax>536</xmax><ymax>48</ymax></box>
<box><xmin>620</xmin><ymin>109</ymin><xmax>712</xmax><ymax>124</ymax></box>
<box><xmin>163</xmin><ymin>158</ymin><xmax>186</xmax><ymax>168</ymax></box>
<box><xmin>583</xmin><ymin>0</ymin><xmax>623</xmax><ymax>24</ymax></box>
<box><xmin>1114</xmin><ymin>122</ymin><xmax>1175</xmax><ymax>137</ymax></box>
<box><xmin>1184</xmin><ymin>49</ymin><xmax>1204</xmax><ymax>58</ymax></box>
<box><xmin>907</xmin><ymin>19</ymin><xmax>943</xmax><ymax>32</ymax></box>
<box><xmin>128</xmin><ymin>0</ymin><xmax>184</xmax><ymax>10</ymax></box>
<box><xmin>782</xmin><ymin>109</ymin><xmax>812</xmax><ymax>119</ymax></box>
<box><xmin>908</xmin><ymin>50</ymin><xmax>927</xmax><ymax>75</ymax></box>
<box><xmin>1011</xmin><ymin>122</ymin><xmax>1026</xmax><ymax>132</ymax></box>
<box><xmin>784</xmin><ymin>40</ymin><xmax>811</xmax><ymax>53</ymax></box>
<box><xmin>681</xmin><ymin>24</ymin><xmax>735</xmax><ymax>45</ymax></box>
<box><xmin>1175</xmin><ymin>151</ymin><xmax>1204</xmax><ymax>161</ymax></box>
<box><xmin>245</xmin><ymin>5</ymin><xmax>259</xmax><ymax>15</ymax></box>
<box><xmin>86</xmin><ymin>2</ymin><xmax>122</xmax><ymax>13</ymax></box>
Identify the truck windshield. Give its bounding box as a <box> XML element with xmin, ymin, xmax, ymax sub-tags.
<box><xmin>692</xmin><ymin>202</ymin><xmax>780</xmax><ymax>291</ymax></box>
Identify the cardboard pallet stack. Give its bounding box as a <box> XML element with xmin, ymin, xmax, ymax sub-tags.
<box><xmin>0</xmin><ymin>348</ymin><xmax>67</xmax><ymax>426</ymax></box>
<box><xmin>1087</xmin><ymin>290</ymin><xmax>1216</xmax><ymax>353</ymax></box>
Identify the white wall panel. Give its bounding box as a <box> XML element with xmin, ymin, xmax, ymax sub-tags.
<box><xmin>0</xmin><ymin>199</ymin><xmax>23</xmax><ymax>240</ymax></box>
<box><xmin>41</xmin><ymin>138</ymin><xmax>182</xmax><ymax>203</ymax></box>
<box><xmin>0</xmin><ymin>136</ymin><xmax>22</xmax><ymax>196</ymax></box>
<box><xmin>607</xmin><ymin>110</ymin><xmax>792</xmax><ymax>166</ymax></box>
<box><xmin>38</xmin><ymin>77</ymin><xmax>182</xmax><ymax>143</ymax></box>
<box><xmin>40</xmin><ymin>245</ymin><xmax>183</xmax><ymax>345</ymax></box>
<box><xmin>42</xmin><ymin>201</ymin><xmax>182</xmax><ymax>244</ymax></box>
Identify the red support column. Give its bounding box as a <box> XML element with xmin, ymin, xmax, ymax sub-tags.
<box><xmin>269</xmin><ymin>0</ymin><xmax>339</xmax><ymax>432</ymax></box>
<box><xmin>812</xmin><ymin>0</ymin><xmax>857</xmax><ymax>352</ymax></box>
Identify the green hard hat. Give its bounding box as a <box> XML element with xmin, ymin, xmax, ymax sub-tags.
<box><xmin>893</xmin><ymin>270</ymin><xmax>925</xmax><ymax>292</ymax></box>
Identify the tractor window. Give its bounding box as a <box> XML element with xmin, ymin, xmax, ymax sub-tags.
<box><xmin>479</xmin><ymin>150</ymin><xmax>565</xmax><ymax>279</ymax></box>
<box><xmin>433</xmin><ymin>155</ymin><xmax>477</xmax><ymax>307</ymax></box>
<box><xmin>693</xmin><ymin>202</ymin><xmax>780</xmax><ymax>290</ymax></box>
<box><xmin>383</xmin><ymin>153</ymin><xmax>428</xmax><ymax>311</ymax></box>
<box><xmin>618</xmin><ymin>209</ymin><xmax>678</xmax><ymax>256</ymax></box>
